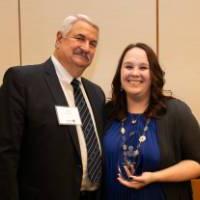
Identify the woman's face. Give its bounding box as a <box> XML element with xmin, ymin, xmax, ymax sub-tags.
<box><xmin>120</xmin><ymin>47</ymin><xmax>151</xmax><ymax>102</ymax></box>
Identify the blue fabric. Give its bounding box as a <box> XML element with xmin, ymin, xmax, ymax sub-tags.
<box><xmin>103</xmin><ymin>114</ymin><xmax>165</xmax><ymax>200</ymax></box>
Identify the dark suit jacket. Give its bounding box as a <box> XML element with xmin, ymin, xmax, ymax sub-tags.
<box><xmin>0</xmin><ymin>58</ymin><xmax>105</xmax><ymax>200</ymax></box>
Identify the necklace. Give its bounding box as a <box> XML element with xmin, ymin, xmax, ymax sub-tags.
<box><xmin>119</xmin><ymin>115</ymin><xmax>151</xmax><ymax>176</ymax></box>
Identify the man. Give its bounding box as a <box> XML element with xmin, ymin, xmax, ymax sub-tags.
<box><xmin>0</xmin><ymin>14</ymin><xmax>105</xmax><ymax>200</ymax></box>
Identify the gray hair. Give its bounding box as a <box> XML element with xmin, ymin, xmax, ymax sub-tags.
<box><xmin>59</xmin><ymin>14</ymin><xmax>99</xmax><ymax>35</ymax></box>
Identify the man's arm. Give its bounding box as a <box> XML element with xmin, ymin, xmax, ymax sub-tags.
<box><xmin>0</xmin><ymin>67</ymin><xmax>25</xmax><ymax>200</ymax></box>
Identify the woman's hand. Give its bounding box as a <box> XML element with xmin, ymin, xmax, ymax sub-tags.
<box><xmin>117</xmin><ymin>171</ymin><xmax>155</xmax><ymax>189</ymax></box>
<box><xmin>117</xmin><ymin>160</ymin><xmax>200</xmax><ymax>189</ymax></box>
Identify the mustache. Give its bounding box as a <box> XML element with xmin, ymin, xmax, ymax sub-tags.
<box><xmin>73</xmin><ymin>48</ymin><xmax>91</xmax><ymax>62</ymax></box>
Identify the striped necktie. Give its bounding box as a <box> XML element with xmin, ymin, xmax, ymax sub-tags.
<box><xmin>71</xmin><ymin>79</ymin><xmax>102</xmax><ymax>183</ymax></box>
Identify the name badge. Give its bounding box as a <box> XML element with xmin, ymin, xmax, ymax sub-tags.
<box><xmin>55</xmin><ymin>106</ymin><xmax>82</xmax><ymax>125</ymax></box>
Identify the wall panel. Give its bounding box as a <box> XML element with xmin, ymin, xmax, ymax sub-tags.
<box><xmin>0</xmin><ymin>0</ymin><xmax>19</xmax><ymax>83</ymax></box>
<box><xmin>20</xmin><ymin>0</ymin><xmax>156</xmax><ymax>97</ymax></box>
<box><xmin>160</xmin><ymin>0</ymin><xmax>200</xmax><ymax>120</ymax></box>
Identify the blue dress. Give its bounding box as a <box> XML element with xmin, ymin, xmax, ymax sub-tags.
<box><xmin>103</xmin><ymin>114</ymin><xmax>165</xmax><ymax>200</ymax></box>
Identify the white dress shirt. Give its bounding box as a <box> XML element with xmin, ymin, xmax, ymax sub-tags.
<box><xmin>51</xmin><ymin>55</ymin><xmax>101</xmax><ymax>190</ymax></box>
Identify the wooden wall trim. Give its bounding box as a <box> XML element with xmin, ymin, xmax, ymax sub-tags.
<box><xmin>18</xmin><ymin>0</ymin><xmax>22</xmax><ymax>65</ymax></box>
<box><xmin>156</xmin><ymin>0</ymin><xmax>159</xmax><ymax>57</ymax></box>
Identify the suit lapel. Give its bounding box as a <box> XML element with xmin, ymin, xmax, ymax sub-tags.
<box><xmin>43</xmin><ymin>59</ymin><xmax>67</xmax><ymax>105</ymax></box>
<box><xmin>42</xmin><ymin>58</ymin><xmax>81</xmax><ymax>159</ymax></box>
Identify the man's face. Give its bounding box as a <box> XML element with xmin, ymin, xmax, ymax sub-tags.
<box><xmin>55</xmin><ymin>20</ymin><xmax>98</xmax><ymax>74</ymax></box>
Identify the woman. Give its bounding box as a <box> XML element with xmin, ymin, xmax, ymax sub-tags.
<box><xmin>103</xmin><ymin>43</ymin><xmax>200</xmax><ymax>200</ymax></box>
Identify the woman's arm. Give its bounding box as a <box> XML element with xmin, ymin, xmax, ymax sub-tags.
<box><xmin>117</xmin><ymin>160</ymin><xmax>200</xmax><ymax>189</ymax></box>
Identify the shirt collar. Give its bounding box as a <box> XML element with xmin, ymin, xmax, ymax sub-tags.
<box><xmin>51</xmin><ymin>55</ymin><xmax>82</xmax><ymax>85</ymax></box>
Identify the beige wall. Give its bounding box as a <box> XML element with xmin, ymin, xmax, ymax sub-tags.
<box><xmin>19</xmin><ymin>0</ymin><xmax>156</xmax><ymax>97</ymax></box>
<box><xmin>0</xmin><ymin>0</ymin><xmax>199</xmax><ymax>121</ymax></box>
<box><xmin>0</xmin><ymin>0</ymin><xmax>20</xmax><ymax>79</ymax></box>
<box><xmin>160</xmin><ymin>0</ymin><xmax>200</xmax><ymax>121</ymax></box>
